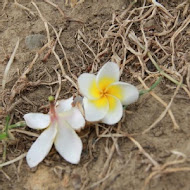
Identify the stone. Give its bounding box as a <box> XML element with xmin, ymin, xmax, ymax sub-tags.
<box><xmin>25</xmin><ymin>34</ymin><xmax>46</xmax><ymax>50</ymax></box>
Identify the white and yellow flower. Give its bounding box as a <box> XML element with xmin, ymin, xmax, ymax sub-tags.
<box><xmin>78</xmin><ymin>62</ymin><xmax>139</xmax><ymax>125</ymax></box>
<box><xmin>24</xmin><ymin>97</ymin><xmax>85</xmax><ymax>168</ymax></box>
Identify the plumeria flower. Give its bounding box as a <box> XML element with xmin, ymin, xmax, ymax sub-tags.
<box><xmin>78</xmin><ymin>62</ymin><xmax>139</xmax><ymax>125</ymax></box>
<box><xmin>24</xmin><ymin>96</ymin><xmax>85</xmax><ymax>168</ymax></box>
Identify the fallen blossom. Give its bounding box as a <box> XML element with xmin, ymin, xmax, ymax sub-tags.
<box><xmin>78</xmin><ymin>62</ymin><xmax>139</xmax><ymax>124</ymax></box>
<box><xmin>24</xmin><ymin>97</ymin><xmax>85</xmax><ymax>168</ymax></box>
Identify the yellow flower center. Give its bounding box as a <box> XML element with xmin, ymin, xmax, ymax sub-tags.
<box><xmin>99</xmin><ymin>88</ymin><xmax>108</xmax><ymax>98</ymax></box>
<box><xmin>88</xmin><ymin>76</ymin><xmax>123</xmax><ymax>111</ymax></box>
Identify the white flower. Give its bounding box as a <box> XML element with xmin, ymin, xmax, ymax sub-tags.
<box><xmin>24</xmin><ymin>97</ymin><xmax>85</xmax><ymax>168</ymax></box>
<box><xmin>78</xmin><ymin>62</ymin><xmax>139</xmax><ymax>125</ymax></box>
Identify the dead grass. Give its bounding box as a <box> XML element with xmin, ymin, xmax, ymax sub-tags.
<box><xmin>0</xmin><ymin>0</ymin><xmax>190</xmax><ymax>189</ymax></box>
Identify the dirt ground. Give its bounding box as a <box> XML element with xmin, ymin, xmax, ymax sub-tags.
<box><xmin>0</xmin><ymin>0</ymin><xmax>190</xmax><ymax>190</ymax></box>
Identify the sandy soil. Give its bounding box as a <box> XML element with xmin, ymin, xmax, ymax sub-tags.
<box><xmin>0</xmin><ymin>0</ymin><xmax>190</xmax><ymax>190</ymax></box>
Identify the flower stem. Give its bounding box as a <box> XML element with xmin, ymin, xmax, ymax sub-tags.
<box><xmin>5</xmin><ymin>116</ymin><xmax>10</xmax><ymax>138</ymax></box>
<box><xmin>139</xmin><ymin>76</ymin><xmax>162</xmax><ymax>96</ymax></box>
<box><xmin>8</xmin><ymin>121</ymin><xmax>26</xmax><ymax>129</ymax></box>
<box><xmin>48</xmin><ymin>96</ymin><xmax>58</xmax><ymax>122</ymax></box>
<box><xmin>148</xmin><ymin>52</ymin><xmax>181</xmax><ymax>86</ymax></box>
<box><xmin>0</xmin><ymin>133</ymin><xmax>7</xmax><ymax>140</ymax></box>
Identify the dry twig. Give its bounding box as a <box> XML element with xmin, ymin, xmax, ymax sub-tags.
<box><xmin>142</xmin><ymin>79</ymin><xmax>182</xmax><ymax>134</ymax></box>
<box><xmin>0</xmin><ymin>152</ymin><xmax>27</xmax><ymax>168</ymax></box>
<box><xmin>138</xmin><ymin>76</ymin><xmax>180</xmax><ymax>130</ymax></box>
<box><xmin>2</xmin><ymin>39</ymin><xmax>19</xmax><ymax>90</ymax></box>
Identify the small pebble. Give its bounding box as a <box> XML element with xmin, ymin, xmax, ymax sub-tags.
<box><xmin>25</xmin><ymin>34</ymin><xmax>46</xmax><ymax>50</ymax></box>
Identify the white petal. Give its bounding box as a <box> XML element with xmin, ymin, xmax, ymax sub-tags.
<box><xmin>59</xmin><ymin>108</ymin><xmax>85</xmax><ymax>130</ymax></box>
<box><xmin>96</xmin><ymin>62</ymin><xmax>120</xmax><ymax>90</ymax></box>
<box><xmin>26</xmin><ymin>124</ymin><xmax>57</xmax><ymax>168</ymax></box>
<box><xmin>54</xmin><ymin>120</ymin><xmax>82</xmax><ymax>164</ymax></box>
<box><xmin>56</xmin><ymin>97</ymin><xmax>73</xmax><ymax>113</ymax></box>
<box><xmin>78</xmin><ymin>73</ymin><xmax>101</xmax><ymax>100</ymax></box>
<box><xmin>101</xmin><ymin>95</ymin><xmax>123</xmax><ymax>125</ymax></box>
<box><xmin>24</xmin><ymin>113</ymin><xmax>50</xmax><ymax>129</ymax></box>
<box><xmin>107</xmin><ymin>82</ymin><xmax>139</xmax><ymax>105</ymax></box>
<box><xmin>83</xmin><ymin>97</ymin><xmax>109</xmax><ymax>122</ymax></box>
